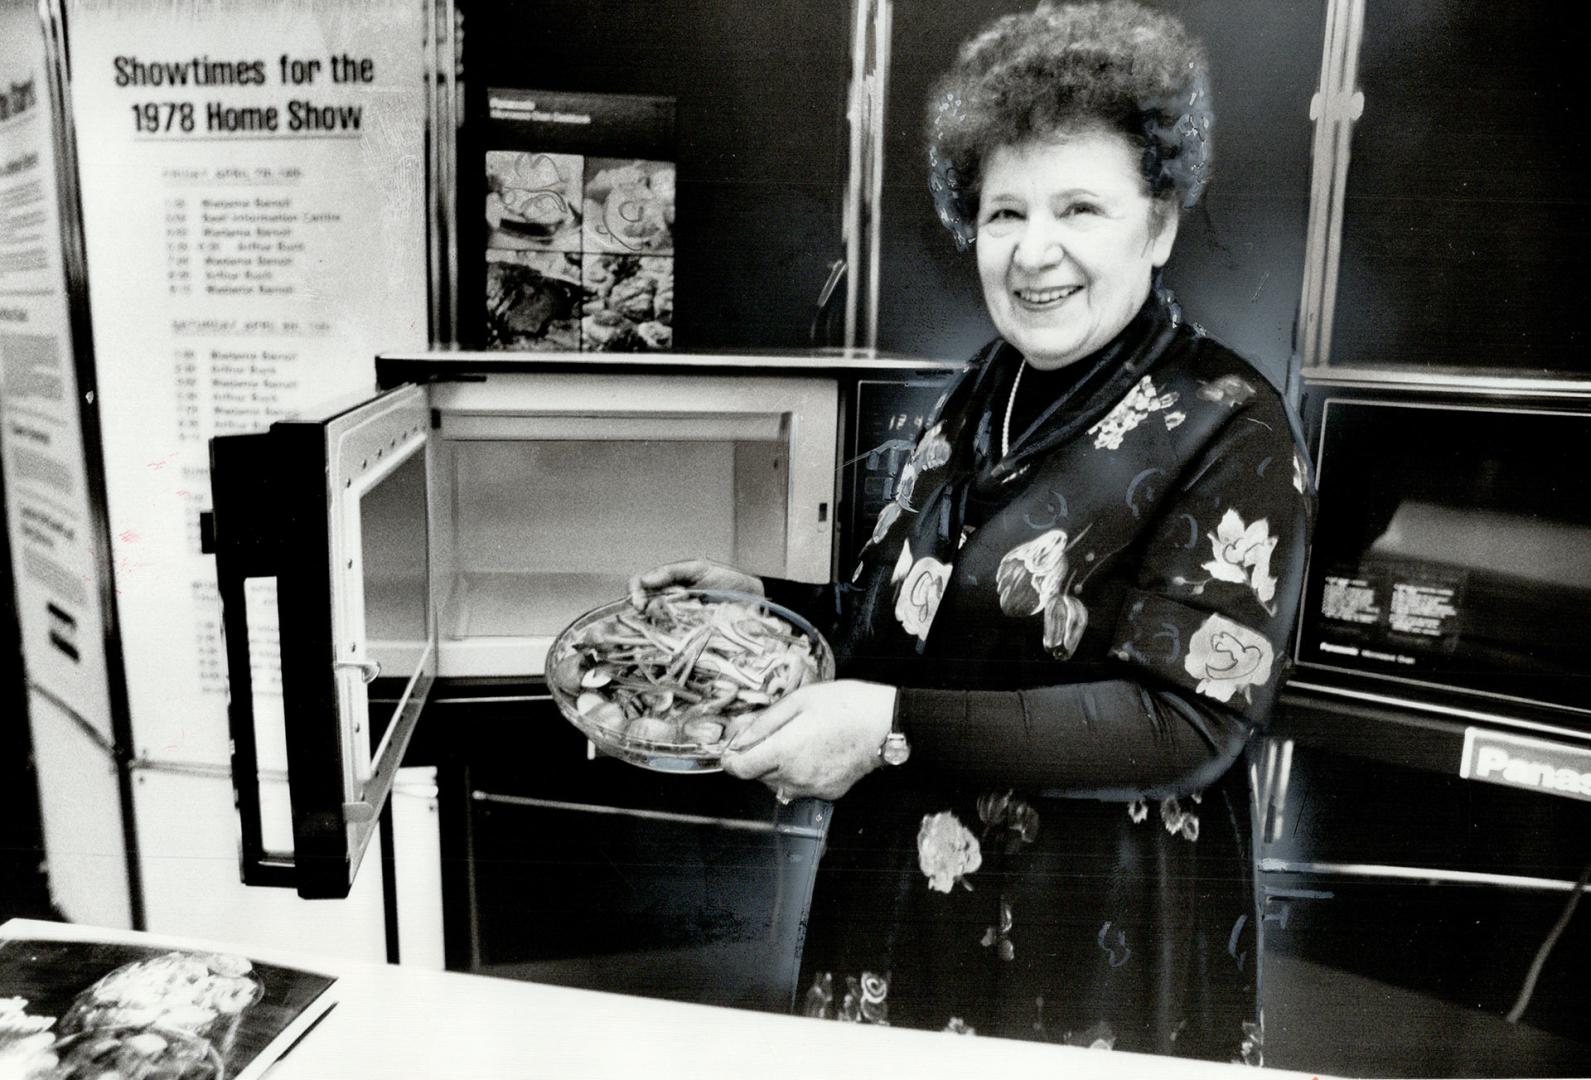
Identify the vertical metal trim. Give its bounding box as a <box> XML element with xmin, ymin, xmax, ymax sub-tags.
<box><xmin>1246</xmin><ymin>746</ymin><xmax>1267</xmax><ymax>1043</ymax></box>
<box><xmin>422</xmin><ymin>0</ymin><xmax>442</xmax><ymax>343</ymax></box>
<box><xmin>1296</xmin><ymin>0</ymin><xmax>1338</xmax><ymax>365</ymax></box>
<box><xmin>1257</xmin><ymin>737</ymin><xmax>1280</xmax><ymax>830</ymax></box>
<box><xmin>843</xmin><ymin>0</ymin><xmax>889</xmax><ymax>351</ymax></box>
<box><xmin>442</xmin><ymin>0</ymin><xmax>459</xmax><ymax>344</ymax></box>
<box><xmin>421</xmin><ymin>0</ymin><xmax>459</xmax><ymax>346</ymax></box>
<box><xmin>842</xmin><ymin>0</ymin><xmax>868</xmax><ymax>348</ymax></box>
<box><xmin>1317</xmin><ymin>0</ymin><xmax>1365</xmax><ymax>366</ymax></box>
<box><xmin>462</xmin><ymin>765</ymin><xmax>482</xmax><ymax>970</ymax></box>
<box><xmin>35</xmin><ymin>0</ymin><xmax>146</xmax><ymax>930</ymax></box>
<box><xmin>863</xmin><ymin>0</ymin><xmax>891</xmax><ymax>352</ymax></box>
<box><xmin>1298</xmin><ymin>0</ymin><xmax>1366</xmax><ymax>369</ymax></box>
<box><xmin>1269</xmin><ymin>738</ymin><xmax>1295</xmax><ymax>844</ymax></box>
<box><xmin>379</xmin><ymin>803</ymin><xmax>401</xmax><ymax>963</ymax></box>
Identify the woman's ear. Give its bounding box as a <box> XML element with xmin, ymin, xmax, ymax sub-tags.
<box><xmin>1150</xmin><ymin>204</ymin><xmax>1180</xmax><ymax>267</ymax></box>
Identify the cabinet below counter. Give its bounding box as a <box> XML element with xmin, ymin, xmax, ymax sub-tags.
<box><xmin>1</xmin><ymin>918</ymin><xmax>1324</xmax><ymax>1080</ymax></box>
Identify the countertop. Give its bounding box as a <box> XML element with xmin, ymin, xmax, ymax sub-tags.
<box><xmin>1</xmin><ymin>918</ymin><xmax>1328</xmax><ymax>1079</ymax></box>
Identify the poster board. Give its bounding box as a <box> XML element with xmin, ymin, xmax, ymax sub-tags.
<box><xmin>0</xmin><ymin>0</ymin><xmax>135</xmax><ymax>926</ymax></box>
<box><xmin>0</xmin><ymin>0</ymin><xmax>116</xmax><ymax>740</ymax></box>
<box><xmin>64</xmin><ymin>0</ymin><xmax>428</xmax><ymax>954</ymax></box>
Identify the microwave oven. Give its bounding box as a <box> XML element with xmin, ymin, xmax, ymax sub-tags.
<box><xmin>205</xmin><ymin>351</ymin><xmax>961</xmax><ymax>899</ymax></box>
<box><xmin>1291</xmin><ymin>370</ymin><xmax>1591</xmax><ymax>729</ymax></box>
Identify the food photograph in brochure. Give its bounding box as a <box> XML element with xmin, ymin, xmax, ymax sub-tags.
<box><xmin>483</xmin><ymin>91</ymin><xmax>676</xmax><ymax>352</ymax></box>
<box><xmin>484</xmin><ymin>150</ymin><xmax>585</xmax><ymax>350</ymax></box>
<box><xmin>0</xmin><ymin>936</ymin><xmax>336</xmax><ymax>1080</ymax></box>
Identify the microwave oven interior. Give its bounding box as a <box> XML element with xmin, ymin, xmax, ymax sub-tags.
<box><xmin>1296</xmin><ymin>395</ymin><xmax>1591</xmax><ymax>720</ymax></box>
<box><xmin>422</xmin><ymin>374</ymin><xmax>837</xmax><ymax>677</ymax></box>
<box><xmin>440</xmin><ymin>438</ymin><xmax>784</xmax><ymax>635</ymax></box>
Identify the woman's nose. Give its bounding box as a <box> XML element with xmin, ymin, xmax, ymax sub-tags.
<box><xmin>1012</xmin><ymin>221</ymin><xmax>1065</xmax><ymax>270</ymax></box>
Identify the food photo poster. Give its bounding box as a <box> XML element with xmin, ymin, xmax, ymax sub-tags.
<box><xmin>0</xmin><ymin>934</ymin><xmax>337</xmax><ymax>1080</ymax></box>
<box><xmin>484</xmin><ymin>90</ymin><xmax>676</xmax><ymax>352</ymax></box>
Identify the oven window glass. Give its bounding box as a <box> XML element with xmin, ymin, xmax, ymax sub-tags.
<box><xmin>1298</xmin><ymin>400</ymin><xmax>1591</xmax><ymax>714</ymax></box>
<box><xmin>359</xmin><ymin>446</ymin><xmax>430</xmax><ymax>749</ymax></box>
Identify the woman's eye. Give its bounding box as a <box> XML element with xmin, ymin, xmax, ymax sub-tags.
<box><xmin>982</xmin><ymin>207</ymin><xmax>1021</xmax><ymax>224</ymax></box>
<box><xmin>1062</xmin><ymin>202</ymin><xmax>1100</xmax><ymax>217</ymax></box>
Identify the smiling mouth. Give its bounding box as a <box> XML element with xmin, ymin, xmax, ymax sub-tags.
<box><xmin>1013</xmin><ymin>284</ymin><xmax>1081</xmax><ymax>307</ymax></box>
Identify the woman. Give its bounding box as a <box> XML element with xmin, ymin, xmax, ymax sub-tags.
<box><xmin>631</xmin><ymin>0</ymin><xmax>1312</xmax><ymax>1062</ymax></box>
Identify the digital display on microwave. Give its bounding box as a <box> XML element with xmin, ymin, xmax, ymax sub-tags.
<box><xmin>1297</xmin><ymin>398</ymin><xmax>1591</xmax><ymax>716</ymax></box>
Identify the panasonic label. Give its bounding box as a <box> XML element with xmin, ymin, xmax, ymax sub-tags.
<box><xmin>1459</xmin><ymin>728</ymin><xmax>1591</xmax><ymax>803</ymax></box>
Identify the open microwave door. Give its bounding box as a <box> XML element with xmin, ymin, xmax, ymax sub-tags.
<box><xmin>209</xmin><ymin>385</ymin><xmax>436</xmax><ymax>898</ymax></box>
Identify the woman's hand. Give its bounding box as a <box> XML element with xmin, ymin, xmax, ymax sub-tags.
<box><xmin>720</xmin><ymin>680</ymin><xmax>897</xmax><ymax>801</ymax></box>
<box><xmin>626</xmin><ymin>559</ymin><xmax>763</xmax><ymax>608</ymax></box>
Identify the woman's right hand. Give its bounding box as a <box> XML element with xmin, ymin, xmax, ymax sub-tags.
<box><xmin>626</xmin><ymin>559</ymin><xmax>763</xmax><ymax>609</ymax></box>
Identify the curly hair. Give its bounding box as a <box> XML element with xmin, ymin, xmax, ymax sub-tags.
<box><xmin>927</xmin><ymin>0</ymin><xmax>1213</xmax><ymax>249</ymax></box>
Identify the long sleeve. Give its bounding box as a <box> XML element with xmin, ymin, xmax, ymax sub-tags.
<box><xmin>853</xmin><ymin>375</ymin><xmax>1313</xmax><ymax>805</ymax></box>
<box><xmin>763</xmin><ymin>578</ymin><xmax>1258</xmax><ymax>798</ymax></box>
<box><xmin>900</xmin><ymin>373</ymin><xmax>1314</xmax><ymax>798</ymax></box>
<box><xmin>896</xmin><ymin>681</ymin><xmax>1246</xmax><ymax>799</ymax></box>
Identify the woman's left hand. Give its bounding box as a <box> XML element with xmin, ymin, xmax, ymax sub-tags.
<box><xmin>720</xmin><ymin>680</ymin><xmax>897</xmax><ymax>801</ymax></box>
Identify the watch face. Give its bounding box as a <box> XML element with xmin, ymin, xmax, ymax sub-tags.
<box><xmin>881</xmin><ymin>733</ymin><xmax>911</xmax><ymax>766</ymax></box>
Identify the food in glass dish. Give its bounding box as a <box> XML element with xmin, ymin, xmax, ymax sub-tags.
<box><xmin>56</xmin><ymin>951</ymin><xmax>262</xmax><ymax>1057</ymax></box>
<box><xmin>549</xmin><ymin>588</ymin><xmax>830</xmax><ymax>755</ymax></box>
<box><xmin>0</xmin><ymin>996</ymin><xmax>58</xmax><ymax>1080</ymax></box>
<box><xmin>50</xmin><ymin>1024</ymin><xmax>225</xmax><ymax>1080</ymax></box>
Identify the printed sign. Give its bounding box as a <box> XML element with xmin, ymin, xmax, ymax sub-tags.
<box><xmin>1460</xmin><ymin>727</ymin><xmax>1591</xmax><ymax>804</ymax></box>
<box><xmin>0</xmin><ymin>0</ymin><xmax>116</xmax><ymax>739</ymax></box>
<box><xmin>1312</xmin><ymin>559</ymin><xmax>1466</xmax><ymax>667</ymax></box>
<box><xmin>64</xmin><ymin>0</ymin><xmax>426</xmax><ymax>954</ymax></box>
<box><xmin>69</xmin><ymin>0</ymin><xmax>426</xmax><ymax>758</ymax></box>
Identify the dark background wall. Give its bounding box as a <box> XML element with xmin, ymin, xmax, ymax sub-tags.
<box><xmin>1330</xmin><ymin>1</ymin><xmax>1591</xmax><ymax>372</ymax></box>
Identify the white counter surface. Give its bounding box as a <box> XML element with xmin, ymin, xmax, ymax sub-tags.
<box><xmin>1</xmin><ymin>918</ymin><xmax>1327</xmax><ymax>1079</ymax></box>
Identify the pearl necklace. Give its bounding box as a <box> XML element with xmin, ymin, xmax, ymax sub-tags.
<box><xmin>1001</xmin><ymin>359</ymin><xmax>1026</xmax><ymax>458</ymax></box>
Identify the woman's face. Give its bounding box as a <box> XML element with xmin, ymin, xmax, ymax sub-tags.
<box><xmin>975</xmin><ymin>130</ymin><xmax>1178</xmax><ymax>370</ymax></box>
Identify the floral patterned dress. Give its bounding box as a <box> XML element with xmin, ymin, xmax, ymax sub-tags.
<box><xmin>764</xmin><ymin>289</ymin><xmax>1315</xmax><ymax>1064</ymax></box>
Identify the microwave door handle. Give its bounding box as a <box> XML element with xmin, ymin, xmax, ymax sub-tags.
<box><xmin>342</xmin><ymin>800</ymin><xmax>378</xmax><ymax>824</ymax></box>
<box><xmin>333</xmin><ymin>658</ymin><xmax>383</xmax><ymax>685</ymax></box>
<box><xmin>329</xmin><ymin>658</ymin><xmax>379</xmax><ymax>851</ymax></box>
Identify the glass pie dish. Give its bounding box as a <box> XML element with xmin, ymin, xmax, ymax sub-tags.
<box><xmin>50</xmin><ymin>1023</ymin><xmax>228</xmax><ymax>1080</ymax></box>
<box><xmin>544</xmin><ymin>588</ymin><xmax>835</xmax><ymax>773</ymax></box>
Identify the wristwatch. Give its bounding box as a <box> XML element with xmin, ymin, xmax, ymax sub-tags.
<box><xmin>878</xmin><ymin>694</ymin><xmax>911</xmax><ymax>766</ymax></box>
